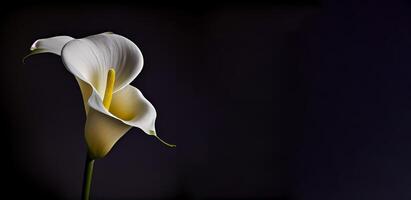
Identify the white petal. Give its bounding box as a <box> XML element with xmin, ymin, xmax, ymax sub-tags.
<box><xmin>61</xmin><ymin>33</ymin><xmax>143</xmax><ymax>98</ymax></box>
<box><xmin>30</xmin><ymin>36</ymin><xmax>74</xmax><ymax>55</ymax></box>
<box><xmin>109</xmin><ymin>85</ymin><xmax>157</xmax><ymax>132</ymax></box>
<box><xmin>86</xmin><ymin>85</ymin><xmax>175</xmax><ymax>154</ymax></box>
<box><xmin>88</xmin><ymin>85</ymin><xmax>156</xmax><ymax>132</ymax></box>
<box><xmin>23</xmin><ymin>36</ymin><xmax>74</xmax><ymax>62</ymax></box>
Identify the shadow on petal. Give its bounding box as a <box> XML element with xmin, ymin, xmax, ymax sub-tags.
<box><xmin>85</xmin><ymin>109</ymin><xmax>131</xmax><ymax>159</ymax></box>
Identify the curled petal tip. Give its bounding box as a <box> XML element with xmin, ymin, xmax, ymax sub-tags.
<box><xmin>22</xmin><ymin>49</ymin><xmax>44</xmax><ymax>64</ymax></box>
<box><xmin>22</xmin><ymin>53</ymin><xmax>33</xmax><ymax>64</ymax></box>
<box><xmin>156</xmin><ymin>136</ymin><xmax>176</xmax><ymax>148</ymax></box>
<box><xmin>154</xmin><ymin>135</ymin><xmax>177</xmax><ymax>148</ymax></box>
<box><xmin>150</xmin><ymin>131</ymin><xmax>176</xmax><ymax>148</ymax></box>
<box><xmin>22</xmin><ymin>56</ymin><xmax>28</xmax><ymax>64</ymax></box>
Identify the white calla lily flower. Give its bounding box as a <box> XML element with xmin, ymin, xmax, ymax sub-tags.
<box><xmin>26</xmin><ymin>32</ymin><xmax>175</xmax><ymax>159</ymax></box>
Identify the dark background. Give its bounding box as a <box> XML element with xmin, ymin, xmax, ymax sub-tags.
<box><xmin>2</xmin><ymin>0</ymin><xmax>411</xmax><ymax>199</ymax></box>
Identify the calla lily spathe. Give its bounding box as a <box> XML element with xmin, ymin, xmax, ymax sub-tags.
<box><xmin>26</xmin><ymin>32</ymin><xmax>174</xmax><ymax>159</ymax></box>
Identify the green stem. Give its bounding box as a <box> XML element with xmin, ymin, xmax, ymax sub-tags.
<box><xmin>81</xmin><ymin>153</ymin><xmax>95</xmax><ymax>200</ymax></box>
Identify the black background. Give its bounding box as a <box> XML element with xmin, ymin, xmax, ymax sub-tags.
<box><xmin>2</xmin><ymin>0</ymin><xmax>411</xmax><ymax>199</ymax></box>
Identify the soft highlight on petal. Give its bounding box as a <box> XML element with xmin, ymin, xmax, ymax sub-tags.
<box><xmin>61</xmin><ymin>33</ymin><xmax>143</xmax><ymax>98</ymax></box>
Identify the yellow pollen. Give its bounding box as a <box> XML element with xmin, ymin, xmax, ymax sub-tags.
<box><xmin>103</xmin><ymin>68</ymin><xmax>115</xmax><ymax>109</ymax></box>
